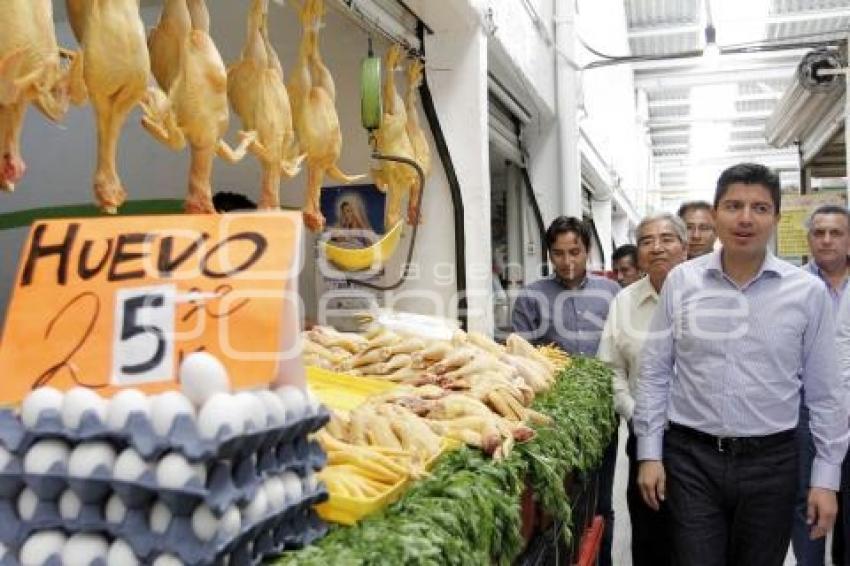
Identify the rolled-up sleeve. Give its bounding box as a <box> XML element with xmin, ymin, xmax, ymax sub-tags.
<box><xmin>598</xmin><ymin>297</ymin><xmax>634</xmax><ymax>420</ymax></box>
<box><xmin>634</xmin><ymin>271</ymin><xmax>677</xmax><ymax>461</ymax></box>
<box><xmin>804</xmin><ymin>286</ymin><xmax>849</xmax><ymax>490</ymax></box>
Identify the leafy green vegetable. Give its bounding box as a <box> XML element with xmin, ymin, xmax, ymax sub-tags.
<box><xmin>274</xmin><ymin>357</ymin><xmax>614</xmax><ymax>565</ymax></box>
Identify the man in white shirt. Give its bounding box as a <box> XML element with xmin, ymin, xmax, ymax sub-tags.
<box><xmin>597</xmin><ymin>212</ymin><xmax>688</xmax><ymax>566</ymax></box>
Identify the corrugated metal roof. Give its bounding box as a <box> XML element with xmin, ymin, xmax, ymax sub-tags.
<box><xmin>770</xmin><ymin>0</ymin><xmax>850</xmax><ymax>16</ymax></box>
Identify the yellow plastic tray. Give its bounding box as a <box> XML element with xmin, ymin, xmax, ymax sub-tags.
<box><xmin>320</xmin><ymin>220</ymin><xmax>403</xmax><ymax>272</ymax></box>
<box><xmin>306</xmin><ymin>366</ymin><xmax>398</xmax><ymax>412</ymax></box>
<box><xmin>316</xmin><ymin>439</ymin><xmax>460</xmax><ymax>526</ymax></box>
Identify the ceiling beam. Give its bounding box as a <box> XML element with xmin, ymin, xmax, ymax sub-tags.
<box><xmin>629</xmin><ymin>48</ymin><xmax>808</xmax><ymax>73</ymax></box>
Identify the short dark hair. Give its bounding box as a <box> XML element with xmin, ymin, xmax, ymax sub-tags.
<box><xmin>713</xmin><ymin>163</ymin><xmax>781</xmax><ymax>214</ymax></box>
<box><xmin>677</xmin><ymin>200</ymin><xmax>712</xmax><ymax>219</ymax></box>
<box><xmin>213</xmin><ymin>191</ymin><xmax>258</xmax><ymax>213</ymax></box>
<box><xmin>545</xmin><ymin>216</ymin><xmax>590</xmax><ymax>252</ymax></box>
<box><xmin>806</xmin><ymin>204</ymin><xmax>850</xmax><ymax>231</ymax></box>
<box><xmin>612</xmin><ymin>244</ymin><xmax>637</xmax><ymax>265</ymax></box>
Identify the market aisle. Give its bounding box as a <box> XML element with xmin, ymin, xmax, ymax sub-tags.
<box><xmin>612</xmin><ymin>419</ymin><xmax>631</xmax><ymax>566</ymax></box>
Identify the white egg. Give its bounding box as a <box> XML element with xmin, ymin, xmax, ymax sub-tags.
<box><xmin>21</xmin><ymin>387</ymin><xmax>63</xmax><ymax>428</ymax></box>
<box><xmin>150</xmin><ymin>391</ymin><xmax>195</xmax><ymax>437</ymax></box>
<box><xmin>281</xmin><ymin>471</ymin><xmax>303</xmax><ymax>503</ymax></box>
<box><xmin>191</xmin><ymin>503</ymin><xmax>219</xmax><ymax>542</ymax></box>
<box><xmin>219</xmin><ymin>505</ymin><xmax>242</xmax><ymax>538</ymax></box>
<box><xmin>68</xmin><ymin>441</ymin><xmax>116</xmax><ymax>478</ymax></box>
<box><xmin>156</xmin><ymin>452</ymin><xmax>202</xmax><ymax>489</ymax></box>
<box><xmin>62</xmin><ymin>387</ymin><xmax>107</xmax><ymax>429</ymax></box>
<box><xmin>197</xmin><ymin>393</ymin><xmax>244</xmax><ymax>440</ymax></box>
<box><xmin>17</xmin><ymin>487</ymin><xmax>38</xmax><ymax>520</ymax></box>
<box><xmin>152</xmin><ymin>553</ymin><xmax>184</xmax><ymax>566</ymax></box>
<box><xmin>255</xmin><ymin>390</ymin><xmax>286</xmax><ymax>425</ymax></box>
<box><xmin>234</xmin><ymin>391</ymin><xmax>267</xmax><ymax>431</ymax></box>
<box><xmin>305</xmin><ymin>388</ymin><xmax>321</xmax><ymax>412</ymax></box>
<box><xmin>59</xmin><ymin>488</ymin><xmax>82</xmax><ymax>520</ymax></box>
<box><xmin>61</xmin><ymin>533</ymin><xmax>109</xmax><ymax>566</ymax></box>
<box><xmin>0</xmin><ymin>444</ymin><xmax>13</xmax><ymax>471</ymax></box>
<box><xmin>107</xmin><ymin>539</ymin><xmax>139</xmax><ymax>566</ymax></box>
<box><xmin>241</xmin><ymin>488</ymin><xmax>269</xmax><ymax>524</ymax></box>
<box><xmin>149</xmin><ymin>500</ymin><xmax>172</xmax><ymax>534</ymax></box>
<box><xmin>179</xmin><ymin>352</ymin><xmax>231</xmax><ymax>407</ymax></box>
<box><xmin>304</xmin><ymin>470</ymin><xmax>319</xmax><ymax>493</ymax></box>
<box><xmin>105</xmin><ymin>493</ymin><xmax>126</xmax><ymax>524</ymax></box>
<box><xmin>19</xmin><ymin>530</ymin><xmax>66</xmax><ymax>566</ymax></box>
<box><xmin>114</xmin><ymin>447</ymin><xmax>150</xmax><ymax>482</ymax></box>
<box><xmin>107</xmin><ymin>389</ymin><xmax>150</xmax><ymax>432</ymax></box>
<box><xmin>275</xmin><ymin>386</ymin><xmax>307</xmax><ymax>419</ymax></box>
<box><xmin>264</xmin><ymin>477</ymin><xmax>286</xmax><ymax>511</ymax></box>
<box><xmin>24</xmin><ymin>439</ymin><xmax>70</xmax><ymax>474</ymax></box>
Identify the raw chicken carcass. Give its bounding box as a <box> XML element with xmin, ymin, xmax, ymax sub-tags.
<box><xmin>371</xmin><ymin>44</ymin><xmax>416</xmax><ymax>229</ymax></box>
<box><xmin>228</xmin><ymin>0</ymin><xmax>303</xmax><ymax>210</ymax></box>
<box><xmin>66</xmin><ymin>0</ymin><xmax>150</xmax><ymax>213</ymax></box>
<box><xmin>141</xmin><ymin>0</ymin><xmax>256</xmax><ymax>213</ymax></box>
<box><xmin>0</xmin><ymin>0</ymin><xmax>75</xmax><ymax>192</ymax></box>
<box><xmin>147</xmin><ymin>0</ymin><xmax>192</xmax><ymax>92</ymax></box>
<box><xmin>404</xmin><ymin>58</ymin><xmax>431</xmax><ymax>225</ymax></box>
<box><xmin>288</xmin><ymin>0</ymin><xmax>362</xmax><ymax>232</ymax></box>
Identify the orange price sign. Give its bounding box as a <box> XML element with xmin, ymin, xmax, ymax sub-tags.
<box><xmin>0</xmin><ymin>212</ymin><xmax>303</xmax><ymax>405</ymax></box>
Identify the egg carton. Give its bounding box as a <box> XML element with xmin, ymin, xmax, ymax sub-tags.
<box><xmin>0</xmin><ymin>471</ymin><xmax>328</xmax><ymax>556</ymax></box>
<box><xmin>0</xmin><ymin>404</ymin><xmax>330</xmax><ymax>465</ymax></box>
<box><xmin>0</xmin><ymin>440</ymin><xmax>326</xmax><ymax>528</ymax></box>
<box><xmin>111</xmin><ymin>485</ymin><xmax>326</xmax><ymax>565</ymax></box>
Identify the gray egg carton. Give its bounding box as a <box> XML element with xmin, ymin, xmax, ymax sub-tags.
<box><xmin>0</xmin><ymin>483</ymin><xmax>328</xmax><ymax>566</ymax></box>
<box><xmin>0</xmin><ymin>405</ymin><xmax>330</xmax><ymax>465</ymax></box>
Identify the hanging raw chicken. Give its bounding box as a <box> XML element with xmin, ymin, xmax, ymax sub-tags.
<box><xmin>288</xmin><ymin>0</ymin><xmax>362</xmax><ymax>232</ymax></box>
<box><xmin>148</xmin><ymin>0</ymin><xmax>192</xmax><ymax>92</ymax></box>
<box><xmin>141</xmin><ymin>0</ymin><xmax>256</xmax><ymax>213</ymax></box>
<box><xmin>65</xmin><ymin>0</ymin><xmax>150</xmax><ymax>213</ymax></box>
<box><xmin>371</xmin><ymin>44</ymin><xmax>416</xmax><ymax>229</ymax></box>
<box><xmin>404</xmin><ymin>58</ymin><xmax>431</xmax><ymax>225</ymax></box>
<box><xmin>0</xmin><ymin>0</ymin><xmax>75</xmax><ymax>192</ymax></box>
<box><xmin>228</xmin><ymin>0</ymin><xmax>303</xmax><ymax>210</ymax></box>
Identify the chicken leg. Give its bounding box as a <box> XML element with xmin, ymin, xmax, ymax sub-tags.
<box><xmin>228</xmin><ymin>0</ymin><xmax>303</xmax><ymax>210</ymax></box>
<box><xmin>288</xmin><ymin>0</ymin><xmax>362</xmax><ymax>232</ymax></box>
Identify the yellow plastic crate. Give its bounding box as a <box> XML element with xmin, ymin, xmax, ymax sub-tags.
<box><xmin>315</xmin><ymin>439</ymin><xmax>460</xmax><ymax>526</ymax></box>
<box><xmin>306</xmin><ymin>365</ymin><xmax>398</xmax><ymax>412</ymax></box>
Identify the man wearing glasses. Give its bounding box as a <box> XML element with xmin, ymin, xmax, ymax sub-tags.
<box><xmin>678</xmin><ymin>200</ymin><xmax>717</xmax><ymax>259</ymax></box>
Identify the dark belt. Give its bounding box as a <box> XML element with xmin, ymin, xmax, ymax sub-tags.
<box><xmin>669</xmin><ymin>422</ymin><xmax>795</xmax><ymax>455</ymax></box>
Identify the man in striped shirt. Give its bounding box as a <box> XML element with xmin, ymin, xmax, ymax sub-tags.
<box><xmin>633</xmin><ymin>164</ymin><xmax>849</xmax><ymax>566</ymax></box>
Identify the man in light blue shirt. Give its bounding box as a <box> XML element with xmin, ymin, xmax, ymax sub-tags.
<box><xmin>633</xmin><ymin>163</ymin><xmax>849</xmax><ymax>566</ymax></box>
<box><xmin>794</xmin><ymin>204</ymin><xmax>850</xmax><ymax>566</ymax></box>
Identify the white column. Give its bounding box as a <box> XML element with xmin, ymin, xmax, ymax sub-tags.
<box><xmin>425</xmin><ymin>26</ymin><xmax>494</xmax><ymax>335</ymax></box>
<box><xmin>555</xmin><ymin>0</ymin><xmax>582</xmax><ymax>217</ymax></box>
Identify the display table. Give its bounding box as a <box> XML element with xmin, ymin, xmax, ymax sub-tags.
<box><xmin>276</xmin><ymin>357</ymin><xmax>616</xmax><ymax>565</ymax></box>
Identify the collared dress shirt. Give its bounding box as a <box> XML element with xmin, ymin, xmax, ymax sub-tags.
<box><xmin>512</xmin><ymin>274</ymin><xmax>620</xmax><ymax>356</ymax></box>
<box><xmin>634</xmin><ymin>250</ymin><xmax>849</xmax><ymax>490</ymax></box>
<box><xmin>597</xmin><ymin>276</ymin><xmax>659</xmax><ymax>420</ymax></box>
<box><xmin>803</xmin><ymin>261</ymin><xmax>848</xmax><ymax>310</ymax></box>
